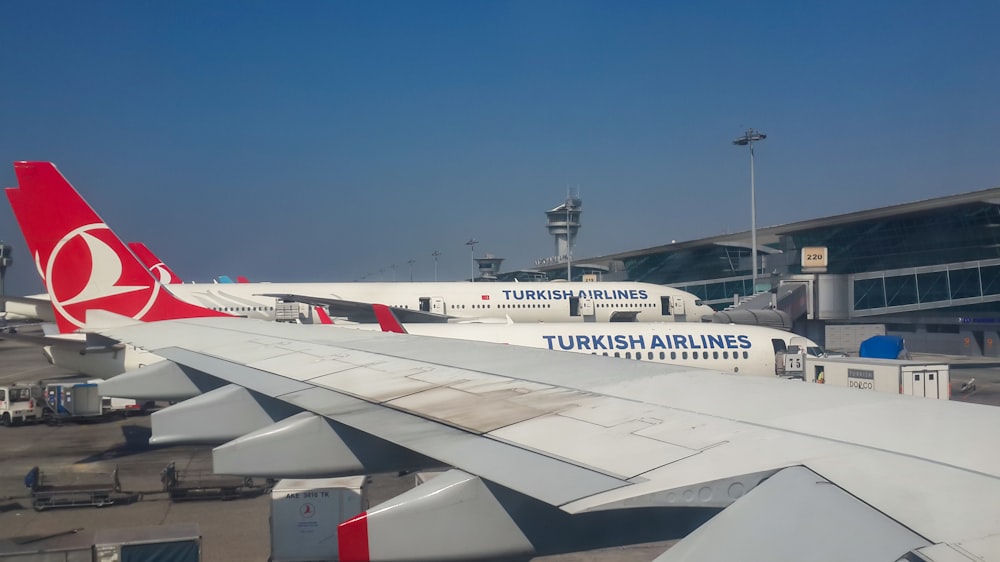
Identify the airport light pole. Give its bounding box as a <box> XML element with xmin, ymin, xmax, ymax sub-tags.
<box><xmin>431</xmin><ymin>251</ymin><xmax>441</xmax><ymax>282</ymax></box>
<box><xmin>732</xmin><ymin>129</ymin><xmax>766</xmax><ymax>292</ymax></box>
<box><xmin>407</xmin><ymin>259</ymin><xmax>416</xmax><ymax>282</ymax></box>
<box><xmin>465</xmin><ymin>238</ymin><xmax>478</xmax><ymax>282</ymax></box>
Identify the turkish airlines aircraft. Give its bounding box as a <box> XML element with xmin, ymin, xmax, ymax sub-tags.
<box><xmin>5</xmin><ymin>162</ymin><xmax>800</xmax><ymax>382</ymax></box>
<box><xmin>341</xmin><ymin>305</ymin><xmax>821</xmax><ymax>378</ymax></box>
<box><xmin>5</xmin><ymin>162</ymin><xmax>715</xmax><ymax>332</ymax></box>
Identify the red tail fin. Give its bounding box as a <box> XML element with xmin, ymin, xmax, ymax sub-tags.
<box><xmin>5</xmin><ymin>162</ymin><xmax>229</xmax><ymax>333</ymax></box>
<box><xmin>127</xmin><ymin>242</ymin><xmax>185</xmax><ymax>284</ymax></box>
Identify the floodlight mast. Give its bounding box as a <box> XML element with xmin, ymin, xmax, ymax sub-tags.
<box><xmin>732</xmin><ymin>129</ymin><xmax>766</xmax><ymax>292</ymax></box>
<box><xmin>465</xmin><ymin>239</ymin><xmax>478</xmax><ymax>282</ymax></box>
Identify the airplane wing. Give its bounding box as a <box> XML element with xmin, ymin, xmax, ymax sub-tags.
<box><xmin>90</xmin><ymin>314</ymin><xmax>1000</xmax><ymax>561</ymax></box>
<box><xmin>257</xmin><ymin>293</ymin><xmax>453</xmax><ymax>323</ymax></box>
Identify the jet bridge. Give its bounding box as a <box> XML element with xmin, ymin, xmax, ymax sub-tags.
<box><xmin>712</xmin><ymin>282</ymin><xmax>808</xmax><ymax>330</ymax></box>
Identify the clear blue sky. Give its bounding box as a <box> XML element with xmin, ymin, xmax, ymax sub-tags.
<box><xmin>2</xmin><ymin>1</ymin><xmax>999</xmax><ymax>295</ymax></box>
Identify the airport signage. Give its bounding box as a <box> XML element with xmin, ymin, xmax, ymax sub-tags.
<box><xmin>801</xmin><ymin>246</ymin><xmax>828</xmax><ymax>270</ymax></box>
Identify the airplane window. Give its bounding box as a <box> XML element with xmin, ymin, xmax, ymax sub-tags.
<box><xmin>723</xmin><ymin>351</ymin><xmax>729</xmax><ymax>359</ymax></box>
<box><xmin>625</xmin><ymin>352</ymin><xmax>631</xmax><ymax>359</ymax></box>
<box><xmin>742</xmin><ymin>351</ymin><xmax>749</xmax><ymax>359</ymax></box>
<box><xmin>603</xmin><ymin>352</ymin><xmax>608</xmax><ymax>356</ymax></box>
<box><xmin>648</xmin><ymin>352</ymin><xmax>653</xmax><ymax>360</ymax></box>
<box><xmin>682</xmin><ymin>352</ymin><xmax>688</xmax><ymax>359</ymax></box>
<box><xmin>671</xmin><ymin>352</ymin><xmax>677</xmax><ymax>360</ymax></box>
<box><xmin>636</xmin><ymin>354</ymin><xmax>641</xmax><ymax>361</ymax></box>
<box><xmin>713</xmin><ymin>351</ymin><xmax>719</xmax><ymax>359</ymax></box>
<box><xmin>659</xmin><ymin>352</ymin><xmax>665</xmax><ymax>360</ymax></box>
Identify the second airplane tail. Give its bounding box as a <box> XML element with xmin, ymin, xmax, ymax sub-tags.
<box><xmin>5</xmin><ymin>162</ymin><xmax>230</xmax><ymax>333</ymax></box>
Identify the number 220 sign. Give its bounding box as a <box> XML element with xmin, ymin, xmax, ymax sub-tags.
<box><xmin>801</xmin><ymin>246</ymin><xmax>828</xmax><ymax>269</ymax></box>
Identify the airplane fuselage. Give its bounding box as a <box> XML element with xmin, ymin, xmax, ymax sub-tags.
<box><xmin>356</xmin><ymin>321</ymin><xmax>820</xmax><ymax>377</ymax></box>
<box><xmin>166</xmin><ymin>281</ymin><xmax>715</xmax><ymax>324</ymax></box>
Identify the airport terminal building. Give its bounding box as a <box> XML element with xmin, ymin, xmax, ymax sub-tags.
<box><xmin>537</xmin><ymin>187</ymin><xmax>1000</xmax><ymax>357</ymax></box>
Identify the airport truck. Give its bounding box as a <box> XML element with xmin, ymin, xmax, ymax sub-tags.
<box><xmin>1</xmin><ymin>380</ymin><xmax>150</xmax><ymax>427</ymax></box>
<box><xmin>803</xmin><ymin>356</ymin><xmax>950</xmax><ymax>399</ymax></box>
<box><xmin>0</xmin><ymin>383</ymin><xmax>43</xmax><ymax>426</ymax></box>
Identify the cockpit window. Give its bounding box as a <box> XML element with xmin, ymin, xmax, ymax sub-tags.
<box><xmin>806</xmin><ymin>346</ymin><xmax>825</xmax><ymax>357</ymax></box>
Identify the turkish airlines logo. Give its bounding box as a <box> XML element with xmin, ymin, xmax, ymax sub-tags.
<box><xmin>150</xmin><ymin>263</ymin><xmax>175</xmax><ymax>284</ymax></box>
<box><xmin>44</xmin><ymin>223</ymin><xmax>160</xmax><ymax>328</ymax></box>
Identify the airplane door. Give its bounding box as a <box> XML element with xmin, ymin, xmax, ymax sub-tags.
<box><xmin>579</xmin><ymin>298</ymin><xmax>595</xmax><ymax>318</ymax></box>
<box><xmin>431</xmin><ymin>297</ymin><xmax>445</xmax><ymax>315</ymax></box>
<box><xmin>569</xmin><ymin>297</ymin><xmax>580</xmax><ymax>317</ymax></box>
<box><xmin>661</xmin><ymin>296</ymin><xmax>672</xmax><ymax>317</ymax></box>
<box><xmin>671</xmin><ymin>297</ymin><xmax>686</xmax><ymax>316</ymax></box>
<box><xmin>419</xmin><ymin>298</ymin><xmax>430</xmax><ymax>312</ymax></box>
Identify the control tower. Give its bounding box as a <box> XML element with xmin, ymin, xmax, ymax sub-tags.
<box><xmin>545</xmin><ymin>191</ymin><xmax>581</xmax><ymax>260</ymax></box>
<box><xmin>475</xmin><ymin>254</ymin><xmax>505</xmax><ymax>281</ymax></box>
<box><xmin>0</xmin><ymin>241</ymin><xmax>11</xmax><ymax>312</ymax></box>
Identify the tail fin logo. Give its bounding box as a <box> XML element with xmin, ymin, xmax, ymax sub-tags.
<box><xmin>46</xmin><ymin>223</ymin><xmax>160</xmax><ymax>329</ymax></box>
<box><xmin>150</xmin><ymin>263</ymin><xmax>175</xmax><ymax>284</ymax></box>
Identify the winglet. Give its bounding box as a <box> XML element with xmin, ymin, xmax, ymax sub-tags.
<box><xmin>314</xmin><ymin>306</ymin><xmax>334</xmax><ymax>325</ymax></box>
<box><xmin>372</xmin><ymin>304</ymin><xmax>407</xmax><ymax>334</ymax></box>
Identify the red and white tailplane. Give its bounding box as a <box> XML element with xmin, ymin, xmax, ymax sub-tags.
<box><xmin>127</xmin><ymin>242</ymin><xmax>184</xmax><ymax>284</ymax></box>
<box><xmin>5</xmin><ymin>162</ymin><xmax>230</xmax><ymax>333</ymax></box>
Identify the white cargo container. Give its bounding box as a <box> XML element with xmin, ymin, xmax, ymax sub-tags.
<box><xmin>804</xmin><ymin>356</ymin><xmax>950</xmax><ymax>399</ymax></box>
<box><xmin>270</xmin><ymin>476</ymin><xmax>368</xmax><ymax>562</ymax></box>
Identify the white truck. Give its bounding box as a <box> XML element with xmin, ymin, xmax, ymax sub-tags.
<box><xmin>803</xmin><ymin>356</ymin><xmax>950</xmax><ymax>399</ymax></box>
<box><xmin>0</xmin><ymin>383</ymin><xmax>43</xmax><ymax>426</ymax></box>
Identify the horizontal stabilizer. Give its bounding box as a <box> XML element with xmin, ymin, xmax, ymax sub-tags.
<box><xmin>85</xmin><ymin>310</ymin><xmax>143</xmax><ymax>330</ymax></box>
<box><xmin>0</xmin><ymin>295</ymin><xmax>55</xmax><ymax>323</ymax></box>
<box><xmin>150</xmin><ymin>384</ymin><xmax>298</xmax><ymax>445</ymax></box>
<box><xmin>654</xmin><ymin>466</ymin><xmax>930</xmax><ymax>561</ymax></box>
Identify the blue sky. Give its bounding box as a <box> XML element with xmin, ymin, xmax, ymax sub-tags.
<box><xmin>2</xmin><ymin>1</ymin><xmax>999</xmax><ymax>295</ymax></box>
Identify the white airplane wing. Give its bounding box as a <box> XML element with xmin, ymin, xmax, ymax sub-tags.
<box><xmin>256</xmin><ymin>293</ymin><xmax>454</xmax><ymax>323</ymax></box>
<box><xmin>90</xmin><ymin>313</ymin><xmax>1000</xmax><ymax>561</ymax></box>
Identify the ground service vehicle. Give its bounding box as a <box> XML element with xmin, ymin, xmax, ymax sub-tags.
<box><xmin>804</xmin><ymin>356</ymin><xmax>950</xmax><ymax>399</ymax></box>
<box><xmin>24</xmin><ymin>465</ymin><xmax>128</xmax><ymax>511</ymax></box>
<box><xmin>0</xmin><ymin>383</ymin><xmax>42</xmax><ymax>426</ymax></box>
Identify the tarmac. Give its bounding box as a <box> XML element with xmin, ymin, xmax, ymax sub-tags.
<box><xmin>1</xmin><ymin>333</ymin><xmax>998</xmax><ymax>561</ymax></box>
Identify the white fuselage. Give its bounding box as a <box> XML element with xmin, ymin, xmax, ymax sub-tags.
<box><xmin>165</xmin><ymin>281</ymin><xmax>715</xmax><ymax>323</ymax></box>
<box><xmin>356</xmin><ymin>321</ymin><xmax>821</xmax><ymax>378</ymax></box>
<box><xmin>45</xmin><ymin>320</ymin><xmax>816</xmax><ymax>381</ymax></box>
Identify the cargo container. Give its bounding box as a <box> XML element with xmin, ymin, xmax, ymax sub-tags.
<box><xmin>804</xmin><ymin>356</ymin><xmax>950</xmax><ymax>399</ymax></box>
<box><xmin>270</xmin><ymin>477</ymin><xmax>368</xmax><ymax>562</ymax></box>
